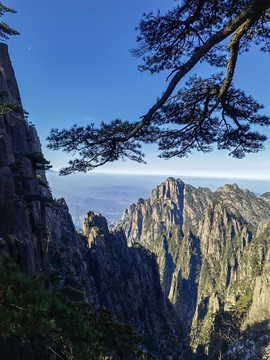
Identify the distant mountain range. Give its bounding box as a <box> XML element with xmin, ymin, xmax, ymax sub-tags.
<box><xmin>47</xmin><ymin>172</ymin><xmax>270</xmax><ymax>228</ymax></box>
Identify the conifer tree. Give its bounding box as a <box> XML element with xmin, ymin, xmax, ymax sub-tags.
<box><xmin>47</xmin><ymin>0</ymin><xmax>270</xmax><ymax>175</ymax></box>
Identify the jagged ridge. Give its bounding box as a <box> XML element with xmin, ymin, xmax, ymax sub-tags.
<box><xmin>116</xmin><ymin>177</ymin><xmax>270</xmax><ymax>358</ymax></box>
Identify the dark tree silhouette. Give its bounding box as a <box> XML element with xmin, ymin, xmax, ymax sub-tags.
<box><xmin>47</xmin><ymin>0</ymin><xmax>270</xmax><ymax>175</ymax></box>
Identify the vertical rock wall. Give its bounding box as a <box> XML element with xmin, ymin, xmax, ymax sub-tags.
<box><xmin>0</xmin><ymin>43</ymin><xmax>97</xmax><ymax>301</ymax></box>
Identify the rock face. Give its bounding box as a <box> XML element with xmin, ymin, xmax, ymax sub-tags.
<box><xmin>83</xmin><ymin>211</ymin><xmax>184</xmax><ymax>358</ymax></box>
<box><xmin>0</xmin><ymin>43</ymin><xmax>97</xmax><ymax>304</ymax></box>
<box><xmin>117</xmin><ymin>177</ymin><xmax>270</xmax><ymax>358</ymax></box>
<box><xmin>0</xmin><ymin>43</ymin><xmax>183</xmax><ymax>359</ymax></box>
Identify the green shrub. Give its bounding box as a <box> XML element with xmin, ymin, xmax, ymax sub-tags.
<box><xmin>25</xmin><ymin>151</ymin><xmax>52</xmax><ymax>170</ymax></box>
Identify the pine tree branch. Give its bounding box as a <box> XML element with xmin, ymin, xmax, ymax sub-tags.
<box><xmin>125</xmin><ymin>0</ymin><xmax>269</xmax><ymax>141</ymax></box>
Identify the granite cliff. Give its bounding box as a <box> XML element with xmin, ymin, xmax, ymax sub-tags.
<box><xmin>0</xmin><ymin>42</ymin><xmax>97</xmax><ymax>303</ymax></box>
<box><xmin>117</xmin><ymin>177</ymin><xmax>270</xmax><ymax>359</ymax></box>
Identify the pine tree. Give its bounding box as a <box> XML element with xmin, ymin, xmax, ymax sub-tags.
<box><xmin>47</xmin><ymin>0</ymin><xmax>270</xmax><ymax>175</ymax></box>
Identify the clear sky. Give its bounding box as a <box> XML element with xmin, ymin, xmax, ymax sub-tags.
<box><xmin>4</xmin><ymin>0</ymin><xmax>270</xmax><ymax>180</ymax></box>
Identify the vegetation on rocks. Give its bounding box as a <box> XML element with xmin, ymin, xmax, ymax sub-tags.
<box><xmin>0</xmin><ymin>255</ymin><xmax>154</xmax><ymax>360</ymax></box>
<box><xmin>118</xmin><ymin>178</ymin><xmax>270</xmax><ymax>358</ymax></box>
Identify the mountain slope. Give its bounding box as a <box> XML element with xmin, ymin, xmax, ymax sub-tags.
<box><xmin>117</xmin><ymin>177</ymin><xmax>270</xmax><ymax>358</ymax></box>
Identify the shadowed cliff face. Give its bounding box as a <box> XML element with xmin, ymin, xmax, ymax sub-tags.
<box><xmin>0</xmin><ymin>42</ymin><xmax>48</xmax><ymax>271</ymax></box>
<box><xmin>0</xmin><ymin>43</ymin><xmax>24</xmax><ymax>237</ymax></box>
<box><xmin>82</xmin><ymin>211</ymin><xmax>185</xmax><ymax>358</ymax></box>
<box><xmin>0</xmin><ymin>43</ymin><xmax>98</xmax><ymax>304</ymax></box>
<box><xmin>117</xmin><ymin>177</ymin><xmax>270</xmax><ymax>357</ymax></box>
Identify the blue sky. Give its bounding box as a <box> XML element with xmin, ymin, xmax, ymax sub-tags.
<box><xmin>4</xmin><ymin>0</ymin><xmax>270</xmax><ymax>180</ymax></box>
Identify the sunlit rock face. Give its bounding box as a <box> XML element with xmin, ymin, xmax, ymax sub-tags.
<box><xmin>117</xmin><ymin>177</ymin><xmax>270</xmax><ymax>357</ymax></box>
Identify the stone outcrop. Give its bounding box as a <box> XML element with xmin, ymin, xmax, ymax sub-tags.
<box><xmin>83</xmin><ymin>211</ymin><xmax>184</xmax><ymax>358</ymax></box>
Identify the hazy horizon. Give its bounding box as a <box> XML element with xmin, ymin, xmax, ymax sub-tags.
<box><xmin>48</xmin><ymin>168</ymin><xmax>270</xmax><ymax>181</ymax></box>
<box><xmin>47</xmin><ymin>172</ymin><xmax>269</xmax><ymax>228</ymax></box>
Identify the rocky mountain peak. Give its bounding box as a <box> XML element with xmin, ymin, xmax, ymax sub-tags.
<box><xmin>261</xmin><ymin>192</ymin><xmax>270</xmax><ymax>203</ymax></box>
<box><xmin>117</xmin><ymin>176</ymin><xmax>270</xmax><ymax>357</ymax></box>
<box><xmin>150</xmin><ymin>177</ymin><xmax>185</xmax><ymax>203</ymax></box>
<box><xmin>216</xmin><ymin>182</ymin><xmax>241</xmax><ymax>194</ymax></box>
<box><xmin>83</xmin><ymin>211</ymin><xmax>111</xmax><ymax>248</ymax></box>
<box><xmin>0</xmin><ymin>43</ymin><xmax>21</xmax><ymax>104</ymax></box>
<box><xmin>215</xmin><ymin>182</ymin><xmax>270</xmax><ymax>226</ymax></box>
<box><xmin>83</xmin><ymin>211</ymin><xmax>109</xmax><ymax>233</ymax></box>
